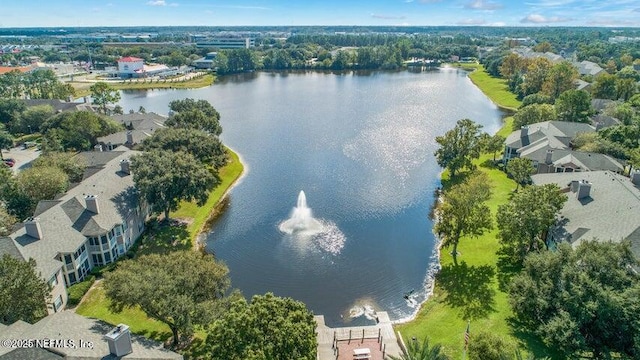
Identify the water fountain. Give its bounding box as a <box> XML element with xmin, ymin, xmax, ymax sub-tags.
<box><xmin>279</xmin><ymin>191</ymin><xmax>324</xmax><ymax>235</ymax></box>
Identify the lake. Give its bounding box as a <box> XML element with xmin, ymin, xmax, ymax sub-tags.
<box><xmin>117</xmin><ymin>68</ymin><xmax>504</xmax><ymax>327</ymax></box>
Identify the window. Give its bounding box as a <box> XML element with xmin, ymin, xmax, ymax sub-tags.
<box><xmin>49</xmin><ymin>274</ymin><xmax>58</xmax><ymax>287</ymax></box>
<box><xmin>104</xmin><ymin>252</ymin><xmax>111</xmax><ymax>263</ymax></box>
<box><xmin>53</xmin><ymin>295</ymin><xmax>63</xmax><ymax>313</ymax></box>
<box><xmin>101</xmin><ymin>235</ymin><xmax>108</xmax><ymax>245</ymax></box>
<box><xmin>64</xmin><ymin>254</ymin><xmax>72</xmax><ymax>264</ymax></box>
<box><xmin>109</xmin><ymin>228</ymin><xmax>115</xmax><ymax>239</ymax></box>
<box><xmin>112</xmin><ymin>248</ymin><xmax>117</xmax><ymax>259</ymax></box>
<box><xmin>68</xmin><ymin>273</ymin><xmax>76</xmax><ymax>284</ymax></box>
<box><xmin>92</xmin><ymin>254</ymin><xmax>98</xmax><ymax>264</ymax></box>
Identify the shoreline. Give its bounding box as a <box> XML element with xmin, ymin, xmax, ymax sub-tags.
<box><xmin>193</xmin><ymin>146</ymin><xmax>248</xmax><ymax>251</ymax></box>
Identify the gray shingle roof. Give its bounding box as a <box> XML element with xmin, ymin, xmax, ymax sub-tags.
<box><xmin>531</xmin><ymin>171</ymin><xmax>640</xmax><ymax>257</ymax></box>
<box><xmin>0</xmin><ymin>347</ymin><xmax>63</xmax><ymax>360</ymax></box>
<box><xmin>3</xmin><ymin>149</ymin><xmax>141</xmax><ymax>278</ymax></box>
<box><xmin>0</xmin><ymin>237</ymin><xmax>24</xmax><ymax>261</ymax></box>
<box><xmin>506</xmin><ymin>121</ymin><xmax>595</xmax><ymax>150</ymax></box>
<box><xmin>110</xmin><ymin>112</ymin><xmax>167</xmax><ymax>131</ymax></box>
<box><xmin>0</xmin><ymin>312</ymin><xmax>182</xmax><ymax>359</ymax></box>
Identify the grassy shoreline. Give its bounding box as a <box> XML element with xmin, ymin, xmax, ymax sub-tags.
<box><xmin>76</xmin><ymin>148</ymin><xmax>245</xmax><ymax>355</ymax></box>
<box><xmin>394</xmin><ymin>69</ymin><xmax>554</xmax><ymax>359</ymax></box>
<box><xmin>69</xmin><ymin>74</ymin><xmax>215</xmax><ymax>99</ymax></box>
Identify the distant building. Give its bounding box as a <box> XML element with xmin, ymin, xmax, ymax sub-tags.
<box><xmin>573</xmin><ymin>60</ymin><xmax>606</xmax><ymax>77</ymax></box>
<box><xmin>193</xmin><ymin>52</ymin><xmax>217</xmax><ymax>69</ymax></box>
<box><xmin>196</xmin><ymin>37</ymin><xmax>255</xmax><ymax>49</ymax></box>
<box><xmin>117</xmin><ymin>56</ymin><xmax>144</xmax><ymax>78</ymax></box>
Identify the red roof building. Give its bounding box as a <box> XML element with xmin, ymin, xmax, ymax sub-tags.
<box><xmin>117</xmin><ymin>56</ymin><xmax>144</xmax><ymax>63</ymax></box>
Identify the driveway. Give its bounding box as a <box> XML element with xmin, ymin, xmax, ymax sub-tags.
<box><xmin>2</xmin><ymin>146</ymin><xmax>41</xmax><ymax>174</ymax></box>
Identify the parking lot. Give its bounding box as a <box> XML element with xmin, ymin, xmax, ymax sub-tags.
<box><xmin>2</xmin><ymin>146</ymin><xmax>41</xmax><ymax>174</ymax></box>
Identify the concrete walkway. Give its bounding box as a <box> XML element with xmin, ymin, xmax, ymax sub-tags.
<box><xmin>316</xmin><ymin>312</ymin><xmax>403</xmax><ymax>360</ymax></box>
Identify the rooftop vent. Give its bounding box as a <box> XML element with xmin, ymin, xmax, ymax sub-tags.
<box><xmin>105</xmin><ymin>324</ymin><xmax>132</xmax><ymax>357</ymax></box>
<box><xmin>126</xmin><ymin>131</ymin><xmax>133</xmax><ymax>145</ymax></box>
<box><xmin>521</xmin><ymin>125</ymin><xmax>529</xmax><ymax>138</ymax></box>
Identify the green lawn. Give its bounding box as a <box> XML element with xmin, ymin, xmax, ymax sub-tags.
<box><xmin>112</xmin><ymin>74</ymin><xmax>214</xmax><ymax>91</ymax></box>
<box><xmin>396</xmin><ymin>118</ymin><xmax>557</xmax><ymax>359</ymax></box>
<box><xmin>468</xmin><ymin>65</ymin><xmax>521</xmax><ymax>111</ymax></box>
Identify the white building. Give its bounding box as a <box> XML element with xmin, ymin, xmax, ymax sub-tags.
<box><xmin>117</xmin><ymin>56</ymin><xmax>144</xmax><ymax>78</ymax></box>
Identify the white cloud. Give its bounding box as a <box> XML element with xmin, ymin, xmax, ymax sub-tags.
<box><xmin>521</xmin><ymin>13</ymin><xmax>571</xmax><ymax>23</ymax></box>
<box><xmin>488</xmin><ymin>21</ymin><xmax>506</xmax><ymax>26</ymax></box>
<box><xmin>465</xmin><ymin>0</ymin><xmax>503</xmax><ymax>10</ymax></box>
<box><xmin>147</xmin><ymin>0</ymin><xmax>166</xmax><ymax>5</ymax></box>
<box><xmin>371</xmin><ymin>13</ymin><xmax>407</xmax><ymax>19</ymax></box>
<box><xmin>524</xmin><ymin>0</ymin><xmax>576</xmax><ymax>7</ymax></box>
<box><xmin>456</xmin><ymin>18</ymin><xmax>486</xmax><ymax>25</ymax></box>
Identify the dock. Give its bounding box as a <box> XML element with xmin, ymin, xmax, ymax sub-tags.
<box><xmin>315</xmin><ymin>312</ymin><xmax>404</xmax><ymax>360</ymax></box>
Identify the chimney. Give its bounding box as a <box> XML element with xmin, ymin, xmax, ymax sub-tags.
<box><xmin>25</xmin><ymin>218</ymin><xmax>43</xmax><ymax>239</ymax></box>
<box><xmin>545</xmin><ymin>149</ymin><xmax>553</xmax><ymax>165</ymax></box>
<box><xmin>126</xmin><ymin>131</ymin><xmax>133</xmax><ymax>145</ymax></box>
<box><xmin>120</xmin><ymin>159</ymin><xmax>131</xmax><ymax>175</ymax></box>
<box><xmin>576</xmin><ymin>180</ymin><xmax>591</xmax><ymax>200</ymax></box>
<box><xmin>105</xmin><ymin>324</ymin><xmax>132</xmax><ymax>357</ymax></box>
<box><xmin>521</xmin><ymin>125</ymin><xmax>529</xmax><ymax>138</ymax></box>
<box><xmin>94</xmin><ymin>144</ymin><xmax>103</xmax><ymax>152</ymax></box>
<box><xmin>85</xmin><ymin>195</ymin><xmax>99</xmax><ymax>214</ymax></box>
<box><xmin>569</xmin><ymin>180</ymin><xmax>580</xmax><ymax>193</ymax></box>
<box><xmin>631</xmin><ymin>171</ymin><xmax>640</xmax><ymax>186</ymax></box>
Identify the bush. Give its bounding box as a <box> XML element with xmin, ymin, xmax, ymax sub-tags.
<box><xmin>66</xmin><ymin>275</ymin><xmax>96</xmax><ymax>306</ymax></box>
<box><xmin>89</xmin><ymin>263</ymin><xmax>118</xmax><ymax>278</ymax></box>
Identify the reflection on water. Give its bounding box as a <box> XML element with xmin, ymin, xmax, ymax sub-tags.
<box><xmin>117</xmin><ymin>70</ymin><xmax>504</xmax><ymax>327</ymax></box>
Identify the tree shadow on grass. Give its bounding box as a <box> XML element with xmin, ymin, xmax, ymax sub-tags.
<box><xmin>441</xmin><ymin>170</ymin><xmax>474</xmax><ymax>191</ymax></box>
<box><xmin>507</xmin><ymin>317</ymin><xmax>562</xmax><ymax>360</ymax></box>
<box><xmin>436</xmin><ymin>261</ymin><xmax>497</xmax><ymax>320</ymax></box>
<box><xmin>496</xmin><ymin>253</ymin><xmax>523</xmax><ymax>292</ymax></box>
<box><xmin>135</xmin><ymin>222</ymin><xmax>191</xmax><ymax>257</ymax></box>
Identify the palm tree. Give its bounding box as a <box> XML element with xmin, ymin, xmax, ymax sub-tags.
<box><xmin>387</xmin><ymin>337</ymin><xmax>449</xmax><ymax>360</ymax></box>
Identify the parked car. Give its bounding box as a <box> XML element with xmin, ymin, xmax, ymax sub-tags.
<box><xmin>2</xmin><ymin>158</ymin><xmax>15</xmax><ymax>167</ymax></box>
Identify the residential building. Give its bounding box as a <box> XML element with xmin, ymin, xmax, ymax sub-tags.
<box><xmin>531</xmin><ymin>171</ymin><xmax>640</xmax><ymax>260</ymax></box>
<box><xmin>97</xmin><ymin>112</ymin><xmax>167</xmax><ymax>150</ymax></box>
<box><xmin>0</xmin><ymin>311</ymin><xmax>182</xmax><ymax>359</ymax></box>
<box><xmin>573</xmin><ymin>60</ymin><xmax>606</xmax><ymax>77</ymax></box>
<box><xmin>0</xmin><ymin>148</ymin><xmax>149</xmax><ymax>314</ymax></box>
<box><xmin>503</xmin><ymin>121</ymin><xmax>623</xmax><ymax>174</ymax></box>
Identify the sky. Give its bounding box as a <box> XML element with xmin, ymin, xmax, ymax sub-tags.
<box><xmin>1</xmin><ymin>0</ymin><xmax>640</xmax><ymax>28</ymax></box>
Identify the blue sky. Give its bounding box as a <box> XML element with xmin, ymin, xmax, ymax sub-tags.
<box><xmin>2</xmin><ymin>0</ymin><xmax>639</xmax><ymax>28</ymax></box>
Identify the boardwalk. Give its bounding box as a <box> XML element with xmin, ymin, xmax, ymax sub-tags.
<box><xmin>316</xmin><ymin>312</ymin><xmax>403</xmax><ymax>360</ymax></box>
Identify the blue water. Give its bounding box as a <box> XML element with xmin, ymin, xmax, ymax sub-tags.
<box><xmin>118</xmin><ymin>68</ymin><xmax>504</xmax><ymax>327</ymax></box>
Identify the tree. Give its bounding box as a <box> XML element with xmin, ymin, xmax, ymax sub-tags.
<box><xmin>496</xmin><ymin>184</ymin><xmax>566</xmax><ymax>264</ymax></box>
<box><xmin>434</xmin><ymin>119</ymin><xmax>483</xmax><ymax>178</ymax></box>
<box><xmin>542</xmin><ymin>61</ymin><xmax>578</xmax><ymax>100</ymax></box>
<box><xmin>41</xmin><ymin>111</ymin><xmax>122</xmax><ymax>151</ymax></box>
<box><xmin>616</xmin><ymin>78</ymin><xmax>637</xmax><ymax>101</ymax></box>
<box><xmin>499</xmin><ymin>53</ymin><xmax>526</xmax><ymax>79</ymax></box>
<box><xmin>533</xmin><ymin>41</ymin><xmax>553</xmax><ymax>53</ymax></box>
<box><xmin>387</xmin><ymin>337</ymin><xmax>449</xmax><ymax>360</ymax></box>
<box><xmin>0</xmin><ymin>99</ymin><xmax>26</xmax><ymax>126</ymax></box>
<box><xmin>0</xmin><ymin>254</ymin><xmax>50</xmax><ymax>325</ymax></box>
<box><xmin>555</xmin><ymin>89</ymin><xmax>593</xmax><ymax>123</ymax></box>
<box><xmin>104</xmin><ymin>251</ymin><xmax>230</xmax><ymax>347</ymax></box>
<box><xmin>166</xmin><ymin>98</ymin><xmax>222</xmax><ymax>136</ymax></box>
<box><xmin>16</xmin><ymin>166</ymin><xmax>69</xmax><ymax>205</ymax></box>
<box><xmin>0</xmin><ymin>204</ymin><xmax>16</xmax><ymax>236</ymax></box>
<box><xmin>8</xmin><ymin>104</ymin><xmax>55</xmax><ymax>135</ymax></box>
<box><xmin>468</xmin><ymin>332</ymin><xmax>514</xmax><ymax>360</ymax></box>
<box><xmin>591</xmin><ymin>73</ymin><xmax>617</xmax><ymax>100</ymax></box>
<box><xmin>0</xmin><ymin>130</ymin><xmax>12</xmax><ymax>160</ymax></box>
<box><xmin>90</xmin><ymin>82</ymin><xmax>121</xmax><ymax>114</ymax></box>
<box><xmin>481</xmin><ymin>134</ymin><xmax>505</xmax><ymax>162</ymax></box>
<box><xmin>506</xmin><ymin>157</ymin><xmax>533</xmax><ymax>191</ymax></box>
<box><xmin>142</xmin><ymin>128</ymin><xmax>227</xmax><ymax>169</ymax></box>
<box><xmin>520</xmin><ymin>57</ymin><xmax>552</xmax><ymax>97</ymax></box>
<box><xmin>513</xmin><ymin>104</ymin><xmax>556</xmax><ymax>129</ymax></box>
<box><xmin>0</xmin><ymin>166</ymin><xmax>31</xmax><ymax>221</ymax></box>
<box><xmin>509</xmin><ymin>241</ymin><xmax>640</xmax><ymax>359</ymax></box>
<box><xmin>207</xmin><ymin>293</ymin><xmax>317</xmax><ymax>360</ymax></box>
<box><xmin>131</xmin><ymin>150</ymin><xmax>219</xmax><ymax>221</ymax></box>
<box><xmin>32</xmin><ymin>152</ymin><xmax>87</xmax><ymax>183</ymax></box>
<box><xmin>112</xmin><ymin>105</ymin><xmax>124</xmax><ymax>115</ymax></box>
<box><xmin>435</xmin><ymin>172</ymin><xmax>493</xmax><ymax>265</ymax></box>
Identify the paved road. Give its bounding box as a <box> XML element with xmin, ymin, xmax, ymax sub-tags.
<box><xmin>2</xmin><ymin>147</ymin><xmax>41</xmax><ymax>174</ymax></box>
